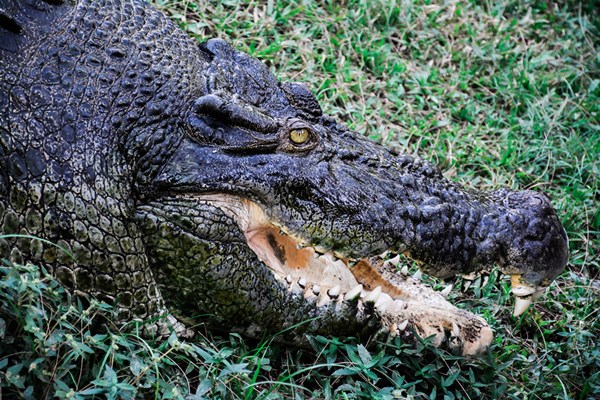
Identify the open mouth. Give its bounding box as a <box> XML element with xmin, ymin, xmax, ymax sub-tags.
<box><xmin>158</xmin><ymin>192</ymin><xmax>547</xmax><ymax>324</ymax></box>
<box><xmin>142</xmin><ymin>192</ymin><xmax>499</xmax><ymax>355</ymax></box>
<box><xmin>189</xmin><ymin>193</ymin><xmax>446</xmax><ymax>313</ymax></box>
<box><xmin>186</xmin><ymin>193</ymin><xmax>545</xmax><ymax>318</ymax></box>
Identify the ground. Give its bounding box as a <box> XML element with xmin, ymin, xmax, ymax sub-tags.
<box><xmin>0</xmin><ymin>0</ymin><xmax>598</xmax><ymax>398</ymax></box>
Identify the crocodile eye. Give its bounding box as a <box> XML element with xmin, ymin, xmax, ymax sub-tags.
<box><xmin>289</xmin><ymin>128</ymin><xmax>310</xmax><ymax>145</ymax></box>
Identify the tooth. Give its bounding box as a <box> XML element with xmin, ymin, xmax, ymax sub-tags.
<box><xmin>511</xmin><ymin>285</ymin><xmax>536</xmax><ymax>297</ymax></box>
<box><xmin>482</xmin><ymin>276</ymin><xmax>489</xmax><ymax>287</ymax></box>
<box><xmin>412</xmin><ymin>270</ymin><xmax>422</xmax><ymax>281</ymax></box>
<box><xmin>463</xmin><ymin>280</ymin><xmax>471</xmax><ymax>291</ymax></box>
<box><xmin>364</xmin><ymin>286</ymin><xmax>382</xmax><ymax>303</ymax></box>
<box><xmin>285</xmin><ymin>275</ymin><xmax>293</xmax><ymax>284</ymax></box>
<box><xmin>451</xmin><ymin>322</ymin><xmax>460</xmax><ymax>337</ymax></box>
<box><xmin>510</xmin><ymin>275</ymin><xmax>542</xmax><ymax>310</ymax></box>
<box><xmin>401</xmin><ymin>265</ymin><xmax>409</xmax><ymax>275</ymax></box>
<box><xmin>375</xmin><ymin>293</ymin><xmax>393</xmax><ymax>313</ymax></box>
<box><xmin>532</xmin><ymin>287</ymin><xmax>545</xmax><ymax>300</ymax></box>
<box><xmin>441</xmin><ymin>284</ymin><xmax>453</xmax><ymax>297</ymax></box>
<box><xmin>328</xmin><ymin>285</ymin><xmax>341</xmax><ymax>298</ymax></box>
<box><xmin>398</xmin><ymin>320</ymin><xmax>409</xmax><ymax>331</ymax></box>
<box><xmin>510</xmin><ymin>277</ymin><xmax>536</xmax><ymax>297</ymax></box>
<box><xmin>315</xmin><ymin>246</ymin><xmax>327</xmax><ymax>254</ymax></box>
<box><xmin>462</xmin><ymin>272</ymin><xmax>477</xmax><ymax>280</ymax></box>
<box><xmin>374</xmin><ymin>298</ymin><xmax>388</xmax><ymax>312</ymax></box>
<box><xmin>312</xmin><ymin>285</ymin><xmax>321</xmax><ymax>295</ymax></box>
<box><xmin>388</xmin><ymin>254</ymin><xmax>400</xmax><ymax>265</ymax></box>
<box><xmin>513</xmin><ymin>296</ymin><xmax>532</xmax><ymax>316</ymax></box>
<box><xmin>298</xmin><ymin>277</ymin><xmax>307</xmax><ymax>288</ymax></box>
<box><xmin>345</xmin><ymin>284</ymin><xmax>363</xmax><ymax>300</ymax></box>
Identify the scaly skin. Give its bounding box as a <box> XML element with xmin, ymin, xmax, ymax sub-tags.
<box><xmin>0</xmin><ymin>0</ymin><xmax>568</xmax><ymax>355</ymax></box>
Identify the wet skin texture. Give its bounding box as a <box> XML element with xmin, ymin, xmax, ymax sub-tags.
<box><xmin>0</xmin><ymin>0</ymin><xmax>568</xmax><ymax>355</ymax></box>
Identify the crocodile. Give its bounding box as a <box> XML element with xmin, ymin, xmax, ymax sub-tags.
<box><xmin>0</xmin><ymin>0</ymin><xmax>568</xmax><ymax>356</ymax></box>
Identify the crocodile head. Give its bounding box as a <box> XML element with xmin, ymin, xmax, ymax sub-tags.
<box><xmin>0</xmin><ymin>0</ymin><xmax>567</xmax><ymax>358</ymax></box>
<box><xmin>135</xmin><ymin>38</ymin><xmax>568</xmax><ymax>355</ymax></box>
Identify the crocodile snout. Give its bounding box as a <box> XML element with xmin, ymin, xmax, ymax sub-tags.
<box><xmin>496</xmin><ymin>189</ymin><xmax>569</xmax><ymax>315</ymax></box>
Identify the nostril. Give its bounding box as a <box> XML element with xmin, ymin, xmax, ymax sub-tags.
<box><xmin>501</xmin><ymin>190</ymin><xmax>553</xmax><ymax>215</ymax></box>
<box><xmin>524</xmin><ymin>192</ymin><xmax>553</xmax><ymax>212</ymax></box>
<box><xmin>525</xmin><ymin>194</ymin><xmax>544</xmax><ymax>207</ymax></box>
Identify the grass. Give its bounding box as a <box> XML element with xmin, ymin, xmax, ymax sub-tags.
<box><xmin>1</xmin><ymin>0</ymin><xmax>598</xmax><ymax>398</ymax></box>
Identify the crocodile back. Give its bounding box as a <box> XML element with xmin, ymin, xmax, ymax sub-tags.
<box><xmin>0</xmin><ymin>0</ymin><xmax>204</xmax><ymax>321</ymax></box>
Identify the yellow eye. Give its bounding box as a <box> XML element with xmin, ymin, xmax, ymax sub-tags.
<box><xmin>289</xmin><ymin>128</ymin><xmax>310</xmax><ymax>145</ymax></box>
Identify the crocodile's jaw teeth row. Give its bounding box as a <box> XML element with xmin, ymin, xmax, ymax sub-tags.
<box><xmin>287</xmin><ymin>279</ymin><xmax>410</xmax><ymax>314</ymax></box>
<box><xmin>199</xmin><ymin>193</ymin><xmax>460</xmax><ymax>310</ymax></box>
<box><xmin>243</xmin><ymin>223</ymin><xmax>457</xmax><ymax>310</ymax></box>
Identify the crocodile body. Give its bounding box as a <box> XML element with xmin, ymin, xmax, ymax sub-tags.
<box><xmin>0</xmin><ymin>0</ymin><xmax>568</xmax><ymax>355</ymax></box>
